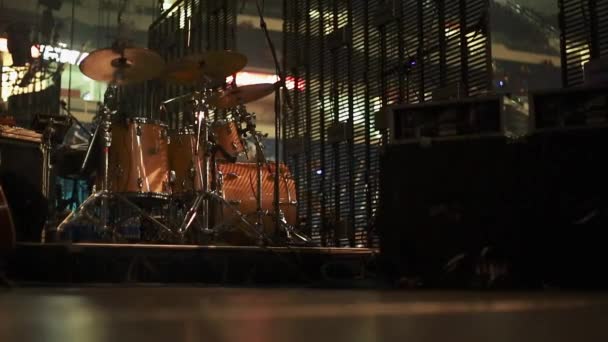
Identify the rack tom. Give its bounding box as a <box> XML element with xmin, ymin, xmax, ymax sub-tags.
<box><xmin>168</xmin><ymin>127</ymin><xmax>207</xmax><ymax>194</ymax></box>
<box><xmin>105</xmin><ymin>117</ymin><xmax>171</xmax><ymax>199</ymax></box>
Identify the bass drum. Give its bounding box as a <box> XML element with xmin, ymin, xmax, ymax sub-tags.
<box><xmin>213</xmin><ymin>162</ymin><xmax>297</xmax><ymax>245</ymax></box>
<box><xmin>168</xmin><ymin>127</ymin><xmax>206</xmax><ymax>194</ymax></box>
<box><xmin>104</xmin><ymin>118</ymin><xmax>171</xmax><ymax>199</ymax></box>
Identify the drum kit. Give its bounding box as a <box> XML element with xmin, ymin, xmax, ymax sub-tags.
<box><xmin>52</xmin><ymin>42</ymin><xmax>310</xmax><ymax>246</ymax></box>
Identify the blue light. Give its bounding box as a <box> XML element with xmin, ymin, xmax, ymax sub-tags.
<box><xmin>316</xmin><ymin>169</ymin><xmax>323</xmax><ymax>175</ymax></box>
<box><xmin>498</xmin><ymin>80</ymin><xmax>505</xmax><ymax>87</ymax></box>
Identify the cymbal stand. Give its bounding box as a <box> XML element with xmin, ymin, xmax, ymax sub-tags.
<box><xmin>177</xmin><ymin>93</ymin><xmax>210</xmax><ymax>238</ymax></box>
<box><xmin>241</xmin><ymin>106</ymin><xmax>269</xmax><ymax>239</ymax></box>
<box><xmin>177</xmin><ymin>98</ymin><xmax>267</xmax><ymax>244</ymax></box>
<box><xmin>253</xmin><ymin>0</ymin><xmax>309</xmax><ymax>245</ymax></box>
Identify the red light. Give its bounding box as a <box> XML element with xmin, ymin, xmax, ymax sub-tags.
<box><xmin>226</xmin><ymin>72</ymin><xmax>305</xmax><ymax>91</ymax></box>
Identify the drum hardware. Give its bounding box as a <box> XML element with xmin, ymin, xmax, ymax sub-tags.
<box><xmin>55</xmin><ymin>47</ymin><xmax>175</xmax><ymax>241</ymax></box>
<box><xmin>251</xmin><ymin>0</ymin><xmax>309</xmax><ymax>246</ymax></box>
<box><xmin>174</xmin><ymin>102</ymin><xmax>266</xmax><ymax>243</ymax></box>
<box><xmin>163</xmin><ymin>90</ymin><xmax>271</xmax><ymax>245</ymax></box>
<box><xmin>38</xmin><ymin>113</ymin><xmax>76</xmax><ymax>241</ymax></box>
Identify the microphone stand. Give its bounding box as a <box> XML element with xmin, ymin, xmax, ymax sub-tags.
<box><xmin>254</xmin><ymin>0</ymin><xmax>306</xmax><ymax>244</ymax></box>
<box><xmin>255</xmin><ymin>0</ymin><xmax>282</xmax><ymax>243</ymax></box>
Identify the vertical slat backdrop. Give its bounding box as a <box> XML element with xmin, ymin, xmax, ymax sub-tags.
<box><xmin>559</xmin><ymin>0</ymin><xmax>608</xmax><ymax>88</ymax></box>
<box><xmin>128</xmin><ymin>0</ymin><xmax>237</xmax><ymax>124</ymax></box>
<box><xmin>283</xmin><ymin>0</ymin><xmax>491</xmax><ymax>248</ymax></box>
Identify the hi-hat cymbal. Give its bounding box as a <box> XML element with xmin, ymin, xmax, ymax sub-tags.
<box><xmin>164</xmin><ymin>51</ymin><xmax>247</xmax><ymax>85</ymax></box>
<box><xmin>79</xmin><ymin>47</ymin><xmax>165</xmax><ymax>85</ymax></box>
<box><xmin>209</xmin><ymin>83</ymin><xmax>277</xmax><ymax>109</ymax></box>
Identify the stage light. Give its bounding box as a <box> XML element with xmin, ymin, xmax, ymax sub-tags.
<box><xmin>316</xmin><ymin>169</ymin><xmax>323</xmax><ymax>175</ymax></box>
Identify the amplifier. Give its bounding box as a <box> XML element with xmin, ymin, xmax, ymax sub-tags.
<box><xmin>375</xmin><ymin>96</ymin><xmax>530</xmax><ymax>145</ymax></box>
<box><xmin>0</xmin><ymin>131</ymin><xmax>47</xmax><ymax>242</ymax></box>
<box><xmin>530</xmin><ymin>85</ymin><xmax>608</xmax><ymax>132</ymax></box>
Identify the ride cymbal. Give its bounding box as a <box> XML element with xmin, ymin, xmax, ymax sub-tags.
<box><xmin>208</xmin><ymin>83</ymin><xmax>277</xmax><ymax>109</ymax></box>
<box><xmin>79</xmin><ymin>47</ymin><xmax>165</xmax><ymax>85</ymax></box>
<box><xmin>164</xmin><ymin>51</ymin><xmax>247</xmax><ymax>85</ymax></box>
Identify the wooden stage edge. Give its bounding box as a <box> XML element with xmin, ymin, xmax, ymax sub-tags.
<box><xmin>6</xmin><ymin>242</ymin><xmax>381</xmax><ymax>287</ymax></box>
<box><xmin>16</xmin><ymin>242</ymin><xmax>379</xmax><ymax>255</ymax></box>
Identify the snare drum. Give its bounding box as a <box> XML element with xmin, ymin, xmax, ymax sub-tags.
<box><xmin>105</xmin><ymin>117</ymin><xmax>171</xmax><ymax>199</ymax></box>
<box><xmin>168</xmin><ymin>127</ymin><xmax>206</xmax><ymax>194</ymax></box>
<box><xmin>212</xmin><ymin>120</ymin><xmax>245</xmax><ymax>160</ymax></box>
<box><xmin>213</xmin><ymin>162</ymin><xmax>297</xmax><ymax>245</ymax></box>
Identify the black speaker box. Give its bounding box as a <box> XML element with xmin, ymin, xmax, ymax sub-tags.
<box><xmin>378</xmin><ymin>136</ymin><xmax>526</xmax><ymax>283</ymax></box>
<box><xmin>0</xmin><ymin>139</ymin><xmax>47</xmax><ymax>242</ymax></box>
<box><xmin>378</xmin><ymin>127</ymin><xmax>608</xmax><ymax>288</ymax></box>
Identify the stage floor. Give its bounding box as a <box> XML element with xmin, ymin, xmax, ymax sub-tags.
<box><xmin>1</xmin><ymin>287</ymin><xmax>607</xmax><ymax>342</ymax></box>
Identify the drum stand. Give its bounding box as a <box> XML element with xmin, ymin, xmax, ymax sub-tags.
<box><xmin>176</xmin><ymin>97</ymin><xmax>268</xmax><ymax>244</ymax></box>
<box><xmin>252</xmin><ymin>0</ymin><xmax>311</xmax><ymax>245</ymax></box>
<box><xmin>241</xmin><ymin>105</ymin><xmax>311</xmax><ymax>245</ymax></box>
<box><xmin>250</xmin><ymin>129</ymin><xmax>310</xmax><ymax>245</ymax></box>
<box><xmin>56</xmin><ymin>83</ymin><xmax>173</xmax><ymax>241</ymax></box>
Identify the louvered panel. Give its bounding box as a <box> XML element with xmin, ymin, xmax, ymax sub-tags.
<box><xmin>399</xmin><ymin>1</ymin><xmax>420</xmax><ymax>103</ymax></box>
<box><xmin>559</xmin><ymin>0</ymin><xmax>608</xmax><ymax>87</ymax></box>
<box><xmin>351</xmin><ymin>0</ymin><xmax>370</xmax><ymax>246</ymax></box>
<box><xmin>364</xmin><ymin>1</ymin><xmax>383</xmax><ymax>248</ymax></box>
<box><xmin>283</xmin><ymin>0</ymin><xmax>491</xmax><ymax>248</ymax></box>
<box><xmin>444</xmin><ymin>1</ymin><xmax>463</xmax><ymax>89</ymax></box>
<box><xmin>600</xmin><ymin>0</ymin><xmax>608</xmax><ymax>56</ymax></box>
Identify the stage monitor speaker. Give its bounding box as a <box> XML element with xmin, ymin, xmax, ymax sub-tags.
<box><xmin>523</xmin><ymin>126</ymin><xmax>608</xmax><ymax>288</ymax></box>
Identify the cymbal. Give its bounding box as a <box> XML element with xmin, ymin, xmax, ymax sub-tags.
<box><xmin>209</xmin><ymin>83</ymin><xmax>277</xmax><ymax>109</ymax></box>
<box><xmin>79</xmin><ymin>47</ymin><xmax>165</xmax><ymax>85</ymax></box>
<box><xmin>164</xmin><ymin>51</ymin><xmax>247</xmax><ymax>85</ymax></box>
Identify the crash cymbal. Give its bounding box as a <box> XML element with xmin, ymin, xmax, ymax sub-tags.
<box><xmin>164</xmin><ymin>51</ymin><xmax>247</xmax><ymax>85</ymax></box>
<box><xmin>79</xmin><ymin>47</ymin><xmax>165</xmax><ymax>85</ymax></box>
<box><xmin>209</xmin><ymin>83</ymin><xmax>277</xmax><ymax>109</ymax></box>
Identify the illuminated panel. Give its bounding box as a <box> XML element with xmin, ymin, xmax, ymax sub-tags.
<box><xmin>227</xmin><ymin>71</ymin><xmax>304</xmax><ymax>90</ymax></box>
<box><xmin>0</xmin><ymin>39</ymin><xmax>88</xmax><ymax>65</ymax></box>
<box><xmin>559</xmin><ymin>0</ymin><xmax>608</xmax><ymax>87</ymax></box>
